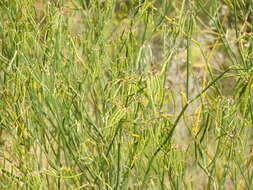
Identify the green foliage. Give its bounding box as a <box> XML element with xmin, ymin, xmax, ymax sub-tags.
<box><xmin>0</xmin><ymin>0</ymin><xmax>252</xmax><ymax>189</ymax></box>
